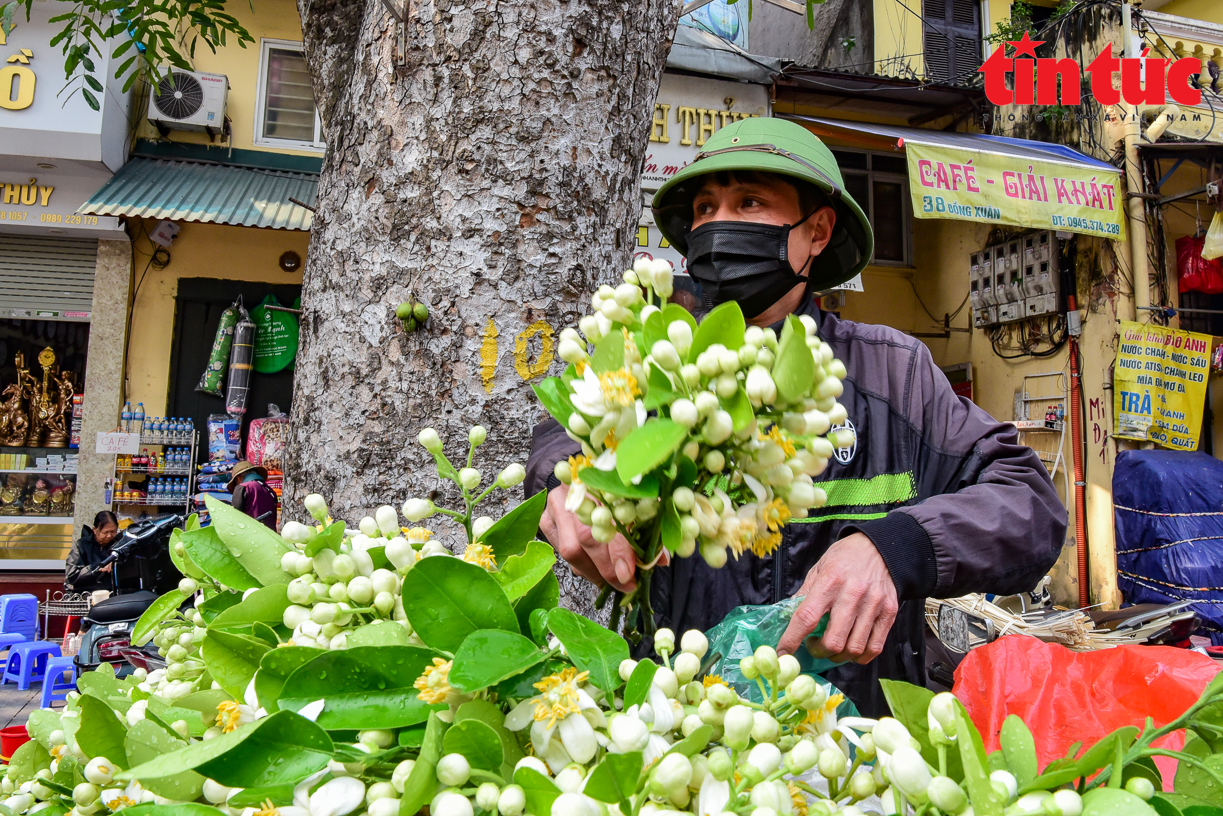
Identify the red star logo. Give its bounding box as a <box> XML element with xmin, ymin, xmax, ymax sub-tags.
<box><xmin>1007</xmin><ymin>32</ymin><xmax>1044</xmax><ymax>58</ymax></box>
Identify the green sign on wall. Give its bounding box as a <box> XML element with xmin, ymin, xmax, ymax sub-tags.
<box><xmin>250</xmin><ymin>295</ymin><xmax>300</xmax><ymax>374</ymax></box>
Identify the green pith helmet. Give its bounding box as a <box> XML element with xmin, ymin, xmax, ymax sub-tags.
<box><xmin>651</xmin><ymin>117</ymin><xmax>874</xmax><ymax>289</ymax></box>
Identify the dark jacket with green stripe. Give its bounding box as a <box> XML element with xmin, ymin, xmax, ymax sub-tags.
<box><xmin>525</xmin><ymin>297</ymin><xmax>1067</xmax><ymax>716</ymax></box>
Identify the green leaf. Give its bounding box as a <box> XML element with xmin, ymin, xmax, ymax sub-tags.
<box><xmin>399</xmin><ymin>713</ymin><xmax>448</xmax><ymax>816</ymax></box>
<box><xmin>26</xmin><ymin>708</ymin><xmax>62</xmax><ymax>750</ymax></box>
<box><xmin>482</xmin><ymin>490</ymin><xmax>548</xmax><ymax>562</ymax></box>
<box><xmin>1150</xmin><ymin>798</ymin><xmax>1185</xmax><ymax>816</ymax></box>
<box><xmin>1081</xmin><ymin>788</ymin><xmax>1159</xmax><ymax>816</ymax></box>
<box><xmin>167</xmin><ymin>528</ymin><xmax>205</xmax><ymax>580</ymax></box>
<box><xmin>1075</xmin><ymin>726</ymin><xmax>1139</xmax><ymax>782</ymax></box>
<box><xmin>590</xmin><ymin>330</ymin><xmax>626</xmax><ymax>373</ymax></box>
<box><xmin>76</xmin><ymin>662</ymin><xmax>132</xmax><ymax>713</ymax></box>
<box><xmin>583</xmin><ymin>751</ymin><xmax>643</xmax><ymax>806</ymax></box>
<box><xmin>180</xmin><ymin>526</ymin><xmax>259</xmax><ymax>591</ymax></box>
<box><xmin>226</xmin><ymin>786</ymin><xmax>296</xmax><ymax>808</ymax></box>
<box><xmin>615</xmin><ymin>418</ymin><xmax>688</xmax><ymax>483</ymax></box>
<box><xmin>623</xmin><ymin>658</ymin><xmax>657</xmax><ymax>709</ymax></box>
<box><xmin>201</xmin><ymin>628</ymin><xmax>271</xmax><ymax>698</ymax></box>
<box><xmin>516</xmin><ymin>571</ymin><xmax>559</xmax><ymax>636</ymax></box>
<box><xmin>210</xmin><ymin>585</ymin><xmax>290</xmax><ymax>630</ymax></box>
<box><xmin>442</xmin><ymin>719</ymin><xmax>503</xmax><ymax>771</ymax></box>
<box><xmin>119</xmin><ymin>711</ymin><xmax>332</xmax><ymax>789</ymax></box>
<box><xmin>197</xmin><ymin>590</ymin><xmax>243</xmax><ymax>624</ymax></box>
<box><xmin>642</xmin><ymin>310</ymin><xmax>668</xmax><ymax>351</ymax></box>
<box><xmin>450</xmin><ymin>629</ymin><xmax>547</xmax><ymax>693</ymax></box>
<box><xmin>1000</xmin><ymin>714</ymin><xmax>1039</xmax><ymax>788</ymax></box>
<box><xmin>1175</xmin><ymin>752</ymin><xmax>1223</xmax><ymax>805</ymax></box>
<box><xmin>547</xmin><ymin>607</ymin><xmax>629</xmax><ymax>693</ymax></box>
<box><xmin>1122</xmin><ymin>757</ymin><xmax>1164</xmax><ymax>796</ymax></box>
<box><xmin>455</xmin><ymin>699</ymin><xmax>524</xmax><ymax>776</ymax></box>
<box><xmin>643</xmin><ymin>363</ymin><xmax>680</xmax><ymax>411</ymax></box>
<box><xmin>1019</xmin><ymin>758</ymin><xmax>1081</xmax><ymax>794</ymax></box>
<box><xmin>955</xmin><ymin>702</ymin><xmax>1003</xmax><ymax>815</ymax></box>
<box><xmin>402</xmin><ymin>556</ymin><xmax>519</xmax><ymax>651</ymax></box>
<box><xmin>772</xmin><ymin>315</ymin><xmax>816</xmax><ymax>403</ymax></box>
<box><xmin>204</xmin><ymin>494</ymin><xmax>292</xmax><ymax>586</ymax></box>
<box><xmin>688</xmin><ymin>301</ymin><xmax>745</xmax><ymax>362</ymax></box>
<box><xmin>494</xmin><ymin>541</ymin><xmax>556</xmax><ymax>601</ymax></box>
<box><xmin>124</xmin><ymin>719</ymin><xmax>205</xmax><ymax>801</ymax></box>
<box><xmin>515</xmin><ymin>765</ymin><xmax>562</xmax><ymax>816</ymax></box>
<box><xmin>879</xmin><ymin>679</ymin><xmax>961</xmax><ymax>780</ymax></box>
<box><xmin>133</xmin><ymin>589</ymin><xmax>185</xmax><ymax>645</ymax></box>
<box><xmin>116</xmin><ymin>806</ymin><xmax>223</xmax><ymax>816</ymax></box>
<box><xmin>577</xmin><ymin>467</ymin><xmax>659</xmax><ymax>499</ymax></box>
<box><xmin>661</xmin><ymin>499</ymin><xmax>681</xmax><ymax>553</ymax></box>
<box><xmin>82</xmin><ymin>88</ymin><xmax>100</xmax><ymax>111</ymax></box>
<box><xmin>278</xmin><ymin>646</ymin><xmax>442</xmax><ymax>730</ymax></box>
<box><xmin>533</xmin><ymin>378</ymin><xmax>577</xmax><ymax>428</ymax></box>
<box><xmin>667</xmin><ymin>723</ymin><xmax>714</xmax><ymax>758</ymax></box>
<box><xmin>304</xmin><ymin>520</ymin><xmax>345</xmax><ymax>557</ymax></box>
<box><xmin>77</xmin><ymin>693</ymin><xmax>129</xmax><ymax>768</ymax></box>
<box><xmin>346</xmin><ymin>621</ymin><xmax>410</xmax><ymax>648</ymax></box>
<box><xmin>6</xmin><ymin>740</ymin><xmax>50</xmax><ymax>784</ymax></box>
<box><xmin>254</xmin><ymin>646</ymin><xmax>325</xmax><ymax>712</ymax></box>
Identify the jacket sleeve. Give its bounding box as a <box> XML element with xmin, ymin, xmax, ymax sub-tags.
<box><xmin>64</xmin><ymin>538</ymin><xmax>94</xmax><ymax>589</ymax></box>
<box><xmin>847</xmin><ymin>343</ymin><xmax>1067</xmax><ymax>601</ymax></box>
<box><xmin>525</xmin><ymin>419</ymin><xmax>582</xmax><ymax>499</ymax></box>
<box><xmin>232</xmin><ymin>483</ymin><xmax>247</xmax><ymax>513</ymax></box>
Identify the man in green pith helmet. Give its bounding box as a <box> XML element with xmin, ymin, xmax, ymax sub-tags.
<box><xmin>525</xmin><ymin>118</ymin><xmax>1066</xmax><ymax>715</ymax></box>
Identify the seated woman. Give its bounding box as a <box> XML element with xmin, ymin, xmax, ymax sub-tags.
<box><xmin>65</xmin><ymin>511</ymin><xmax>120</xmax><ymax>593</ymax></box>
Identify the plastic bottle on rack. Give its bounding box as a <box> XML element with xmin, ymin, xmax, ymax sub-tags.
<box><xmin>133</xmin><ymin>403</ymin><xmax>145</xmax><ymax>437</ymax></box>
<box><xmin>186</xmin><ymin>417</ymin><xmax>195</xmax><ymax>442</ymax></box>
<box><xmin>121</xmin><ymin>402</ymin><xmax>132</xmax><ymax>433</ymax></box>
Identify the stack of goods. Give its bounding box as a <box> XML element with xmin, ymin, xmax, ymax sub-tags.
<box><xmin>0</xmin><ymin>453</ymin><xmax>28</xmax><ymax>470</ymax></box>
<box><xmin>69</xmin><ymin>394</ymin><xmax>83</xmax><ymax>448</ymax></box>
<box><xmin>192</xmin><ymin>461</ymin><xmax>235</xmax><ymax>525</ymax></box>
<box><xmin>194</xmin><ymin>416</ymin><xmax>241</xmax><ymax>526</ymax></box>
<box><xmin>246</xmin><ymin>405</ymin><xmax>289</xmax><ymax>526</ymax></box>
<box><xmin>264</xmin><ymin>468</ymin><xmax>284</xmax><ymax>528</ymax></box>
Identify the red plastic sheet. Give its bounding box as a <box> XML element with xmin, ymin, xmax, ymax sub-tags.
<box><xmin>953</xmin><ymin>635</ymin><xmax>1219</xmax><ymax>789</ymax></box>
<box><xmin>1177</xmin><ymin>235</ymin><xmax>1223</xmax><ymax>294</ymax></box>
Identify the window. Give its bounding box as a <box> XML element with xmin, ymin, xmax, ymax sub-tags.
<box><xmin>255</xmin><ymin>39</ymin><xmax>323</xmax><ymax>150</ymax></box>
<box><xmin>922</xmin><ymin>0</ymin><xmax>982</xmax><ymax>85</ymax></box>
<box><xmin>831</xmin><ymin>150</ymin><xmax>913</xmax><ymax>266</ymax></box>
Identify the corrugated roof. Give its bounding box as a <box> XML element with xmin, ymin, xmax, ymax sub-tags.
<box><xmin>80</xmin><ymin>157</ymin><xmax>317</xmax><ymax>230</ymax></box>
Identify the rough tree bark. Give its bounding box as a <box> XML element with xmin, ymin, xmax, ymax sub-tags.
<box><xmin>288</xmin><ymin>0</ymin><xmax>681</xmax><ymax>617</ymax></box>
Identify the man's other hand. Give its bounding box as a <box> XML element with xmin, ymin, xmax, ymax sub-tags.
<box><xmin>97</xmin><ymin>563</ymin><xmax>113</xmax><ymax>575</ymax></box>
<box><xmin>777</xmin><ymin>533</ymin><xmax>898</xmax><ymax>664</ymax></box>
<box><xmin>540</xmin><ymin>485</ymin><xmax>639</xmax><ymax>592</ymax></box>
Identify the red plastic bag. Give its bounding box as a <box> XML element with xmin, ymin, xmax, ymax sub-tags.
<box><xmin>953</xmin><ymin>635</ymin><xmax>1219</xmax><ymax>789</ymax></box>
<box><xmin>1177</xmin><ymin>235</ymin><xmax>1223</xmax><ymax>294</ymax></box>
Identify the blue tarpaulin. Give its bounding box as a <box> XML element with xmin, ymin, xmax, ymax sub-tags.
<box><xmin>1113</xmin><ymin>450</ymin><xmax>1223</xmax><ymax>643</ymax></box>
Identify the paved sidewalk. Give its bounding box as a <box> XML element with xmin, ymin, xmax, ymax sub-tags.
<box><xmin>0</xmin><ymin>683</ymin><xmax>42</xmax><ymax>731</ymax></box>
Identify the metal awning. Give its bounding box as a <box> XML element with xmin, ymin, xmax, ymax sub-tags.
<box><xmin>787</xmin><ymin>116</ymin><xmax>1126</xmax><ymax>240</ymax></box>
<box><xmin>80</xmin><ymin>157</ymin><xmax>317</xmax><ymax>231</ymax></box>
<box><xmin>667</xmin><ymin>24</ymin><xmax>780</xmax><ymax>84</ymax></box>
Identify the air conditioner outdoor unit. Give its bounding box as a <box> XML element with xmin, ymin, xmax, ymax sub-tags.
<box><xmin>148</xmin><ymin>69</ymin><xmax>228</xmax><ymax>132</ymax></box>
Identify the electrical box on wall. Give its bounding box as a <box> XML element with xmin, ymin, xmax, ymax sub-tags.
<box><xmin>969</xmin><ymin>230</ymin><xmax>1061</xmax><ymax>328</ymax></box>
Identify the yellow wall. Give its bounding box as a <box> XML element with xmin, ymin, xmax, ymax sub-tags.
<box><xmin>1159</xmin><ymin>0</ymin><xmax>1223</xmax><ymax>25</ymax></box>
<box><xmin>873</xmin><ymin>0</ymin><xmax>1016</xmax><ymax>76</ymax></box>
<box><xmin>133</xmin><ymin>0</ymin><xmax>318</xmax><ymax>158</ymax></box>
<box><xmin>124</xmin><ymin>218</ymin><xmax>307</xmax><ymax>416</ymax></box>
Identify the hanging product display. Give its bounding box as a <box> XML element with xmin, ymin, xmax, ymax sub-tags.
<box><xmin>195</xmin><ymin>298</ymin><xmax>241</xmax><ymax>397</ymax></box>
<box><xmin>1176</xmin><ymin>234</ymin><xmax>1223</xmax><ymax>294</ymax></box>
<box><xmin>250</xmin><ymin>294</ymin><xmax>300</xmax><ymax>374</ymax></box>
<box><xmin>224</xmin><ymin>308</ymin><xmax>256</xmax><ymax>416</ymax></box>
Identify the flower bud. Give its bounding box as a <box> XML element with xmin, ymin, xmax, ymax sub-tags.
<box><xmin>703</xmin><ymin>449</ymin><xmax>725</xmax><ymax>473</ymax></box>
<box><xmin>698</xmin><ymin>699</ymin><xmax>726</xmax><ymax>726</ymax></box>
<box><xmin>73</xmin><ymin>782</ymin><xmax>100</xmax><ymax>806</ymax></box>
<box><xmin>850</xmin><ymin>772</ymin><xmax>876</xmax><ymax>801</ymax></box>
<box><xmin>304</xmin><ymin>493</ymin><xmax>329</xmax><ymax>522</ymax></box>
<box><xmin>497</xmin><ymin>784</ymin><xmax>526</xmax><ymax>816</ymax></box>
<box><xmin>680</xmin><ymin>363</ymin><xmax>701</xmax><ymax>389</ymax></box>
<box><xmin>753</xmin><ymin>645</ymin><xmax>780</xmax><ymax>679</ymax></box>
<box><xmin>819</xmin><ymin>747</ymin><xmax>847</xmax><ymax>779</ymax></box>
<box><xmin>652</xmin><ymin>261</ymin><xmax>674</xmax><ymax>298</ymax></box>
<box><xmin>990</xmin><ymin>770</ymin><xmax>1017</xmax><ymax>802</ymax></box>
<box><xmin>872</xmin><ymin>718</ymin><xmax>915</xmax><ymax>754</ymax></box>
<box><xmin>418</xmin><ymin>427</ymin><xmax>443</xmax><ymax>453</ymax></box>
<box><xmin>402</xmin><ymin>498</ymin><xmax>435</xmax><ymax>522</ymax></box>
<box><xmin>739</xmin><ymin>655</ymin><xmax>759</xmax><ymax>680</ymax></box>
<box><xmin>472</xmin><ymin>516</ymin><xmax>495</xmax><ymax>539</ymax></box>
<box><xmin>887</xmin><ymin>746</ymin><xmax>932</xmax><ymax>803</ymax></box>
<box><xmin>674</xmin><ymin>651</ymin><xmax>701</xmax><ymax>685</ymax></box>
<box><xmin>591</xmin><ymin>505</ymin><xmax>613</xmax><ymax>529</ymax></box>
<box><xmin>433</xmin><ymin>791</ymin><xmax>474</xmax><ymax>816</ymax></box>
<box><xmin>667</xmin><ymin>321</ymin><xmax>692</xmax><ymax>355</ymax></box>
<box><xmin>614</xmin><ymin>282</ymin><xmax>642</xmax><ymax>307</ymax></box>
<box><xmin>386</xmin><ymin>537</ymin><xmax>417</xmax><ymax>571</ymax></box>
<box><xmin>391</xmin><ymin>759</ymin><xmax>416</xmax><ymax>793</ymax></box>
<box><xmin>281</xmin><ymin>521</ymin><xmax>314</xmax><ymax>544</ymax></box>
<box><xmin>468</xmin><ymin>425</ymin><xmax>488</xmax><ymax>447</ymax></box>
<box><xmin>459</xmin><ymin>467</ymin><xmax>482</xmax><ymax>490</ymax></box>
<box><xmin>722</xmin><ymin>705</ymin><xmax>753</xmax><ymax>750</ymax></box>
<box><xmin>927</xmin><ymin>776</ymin><xmax>967</xmax><ymax>814</ymax></box>
<box><xmin>700</xmin><ymin>542</ymin><xmax>727</xmax><ymax>568</ymax></box>
<box><xmin>680</xmin><ymin>629</ymin><xmax>708</xmax><ymax>659</ymax></box>
<box><xmin>746</xmin><ymin>366</ymin><xmax>777</xmax><ymax>405</ymax></box>
<box><xmin>749</xmin><ymin>780</ymin><xmax>783</xmax><ymax>811</ymax></box>
<box><xmin>436</xmin><ymin>753</ymin><xmax>471</xmax><ymax>787</ymax></box>
<box><xmin>471</xmin><ymin>782</ymin><xmax>500</xmax><ymax>810</ymax></box>
<box><xmin>707</xmin><ymin>682</ymin><xmax>737</xmax><ymax>709</ymax></box>
<box><xmin>651</xmin><ymin>340</ymin><xmax>682</xmax><ymax>371</ymax></box>
<box><xmin>283</xmin><ymin>604</ymin><xmax>311</xmax><ymax>630</ymax></box>
<box><xmin>1050</xmin><ymin>789</ymin><xmax>1083</xmax><ymax>816</ymax></box>
<box><xmin>498</xmin><ymin>463</ymin><xmax>526</xmax><ymax>488</ymax></box>
<box><xmin>347</xmin><ymin>576</ymin><xmax>374</xmax><ymax>605</ymax></box>
<box><xmin>776</xmin><ymin>655</ymin><xmax>801</xmax><ymax>687</ymax></box>
<box><xmin>828</xmin><ymin>359</ymin><xmax>847</xmax><ymax>380</ymax></box>
<box><xmin>178</xmin><ymin>577</ymin><xmax>198</xmax><ymax>596</ymax></box>
<box><xmin>375</xmin><ymin>505</ymin><xmax>400</xmax><ymax>537</ymax></box>
<box><xmin>654</xmin><ymin>628</ymin><xmax>675</xmax><ymax>655</ymax></box>
<box><xmin>715</xmin><ymin>372</ymin><xmax>739</xmax><ymax>399</ymax></box>
<box><xmin>653</xmin><ymin>666</ymin><xmax>679</xmax><ymax>699</ymax></box>
<box><xmin>785</xmin><ymin>674</ymin><xmax>816</xmax><ymax>705</ymax></box>
<box><xmin>752</xmin><ymin>711</ymin><xmax>780</xmax><ymax>744</ymax></box>
<box><xmin>609</xmin><ymin>714</ymin><xmax>649</xmax><ymax>753</ymax></box>
<box><xmin>928</xmin><ymin>692</ymin><xmax>958</xmax><ymax>738</ymax></box>
<box><xmin>651</xmin><ymin>753</ymin><xmax>692</xmax><ymax>798</ymax></box>
<box><xmin>747</xmin><ymin>743</ymin><xmax>783</xmax><ymax>776</ymax></box>
<box><xmin>696</xmin><ymin>351</ymin><xmax>721</xmax><ymax>378</ymax></box>
<box><xmin>311</xmin><ymin>603</ymin><xmax>337</xmax><ymax>625</ymax></box>
<box><xmin>83</xmin><ymin>758</ymin><xmax>115</xmax><ymax>786</ymax></box>
<box><xmin>670</xmin><ymin>398</ymin><xmax>698</xmax><ymax>428</ymax></box>
<box><xmin>1124</xmin><ymin>777</ymin><xmax>1154</xmax><ymax>801</ymax></box>
<box><xmin>786</xmin><ymin>739</ymin><xmax>819</xmax><ymax>774</ymax></box>
<box><xmin>618</xmin><ymin>658</ymin><xmax>637</xmax><ymax>682</ymax></box>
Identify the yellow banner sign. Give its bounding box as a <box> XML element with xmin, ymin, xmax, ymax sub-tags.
<box><xmin>1113</xmin><ymin>321</ymin><xmax>1212</xmax><ymax>451</ymax></box>
<box><xmin>906</xmin><ymin>142</ymin><xmax>1126</xmax><ymax>240</ymax></box>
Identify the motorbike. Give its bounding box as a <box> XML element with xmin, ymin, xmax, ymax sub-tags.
<box><xmin>74</xmin><ymin>513</ymin><xmax>185</xmax><ymax>676</ymax></box>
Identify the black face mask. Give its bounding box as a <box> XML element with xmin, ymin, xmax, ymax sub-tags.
<box><xmin>685</xmin><ymin>213</ymin><xmax>816</xmax><ymax>319</ymax></box>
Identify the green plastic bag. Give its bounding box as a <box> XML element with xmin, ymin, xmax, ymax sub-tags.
<box><xmin>703</xmin><ymin>596</ymin><xmax>858</xmax><ymax>717</ymax></box>
<box><xmin>196</xmin><ymin>300</ymin><xmax>240</xmax><ymax>396</ymax></box>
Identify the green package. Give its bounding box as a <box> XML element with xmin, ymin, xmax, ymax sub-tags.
<box><xmin>196</xmin><ymin>301</ymin><xmax>240</xmax><ymax>396</ymax></box>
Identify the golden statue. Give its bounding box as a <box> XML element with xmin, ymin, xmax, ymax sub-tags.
<box><xmin>29</xmin><ymin>347</ymin><xmax>60</xmax><ymax>448</ymax></box>
<box><xmin>27</xmin><ymin>478</ymin><xmax>50</xmax><ymax>515</ymax></box>
<box><xmin>0</xmin><ymin>475</ymin><xmax>21</xmax><ymax>516</ymax></box>
<box><xmin>0</xmin><ymin>380</ymin><xmax>27</xmax><ymax>447</ymax></box>
<box><xmin>49</xmin><ymin>481</ymin><xmax>74</xmax><ymax>516</ymax></box>
<box><xmin>44</xmin><ymin>369</ymin><xmax>74</xmax><ymax>448</ymax></box>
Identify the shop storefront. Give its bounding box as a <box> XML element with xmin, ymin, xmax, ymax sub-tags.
<box><xmin>0</xmin><ymin>3</ymin><xmax>131</xmax><ymax>579</ymax></box>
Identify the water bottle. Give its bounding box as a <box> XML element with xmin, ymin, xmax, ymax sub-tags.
<box><xmin>121</xmin><ymin>402</ymin><xmax>132</xmax><ymax>433</ymax></box>
<box><xmin>158</xmin><ymin>417</ymin><xmax>168</xmax><ymax>444</ymax></box>
<box><xmin>134</xmin><ymin>403</ymin><xmax>145</xmax><ymax>437</ymax></box>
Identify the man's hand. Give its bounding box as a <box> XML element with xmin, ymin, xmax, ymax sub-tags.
<box><xmin>97</xmin><ymin>563</ymin><xmax>113</xmax><ymax>575</ymax></box>
<box><xmin>777</xmin><ymin>533</ymin><xmax>898</xmax><ymax>664</ymax></box>
<box><xmin>540</xmin><ymin>485</ymin><xmax>638</xmax><ymax>592</ymax></box>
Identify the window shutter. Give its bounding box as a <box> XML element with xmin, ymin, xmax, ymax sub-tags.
<box><xmin>0</xmin><ymin>235</ymin><xmax>97</xmax><ymax>320</ymax></box>
<box><xmin>922</xmin><ymin>0</ymin><xmax>981</xmax><ymax>84</ymax></box>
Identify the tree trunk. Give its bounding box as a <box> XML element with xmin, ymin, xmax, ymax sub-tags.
<box><xmin>289</xmin><ymin>0</ymin><xmax>681</xmax><ymax>617</ymax></box>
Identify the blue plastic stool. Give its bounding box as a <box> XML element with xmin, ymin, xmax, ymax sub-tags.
<box><xmin>39</xmin><ymin>655</ymin><xmax>76</xmax><ymax>708</ymax></box>
<box><xmin>3</xmin><ymin>642</ymin><xmax>60</xmax><ymax>691</ymax></box>
<box><xmin>0</xmin><ymin>595</ymin><xmax>38</xmax><ymax>642</ymax></box>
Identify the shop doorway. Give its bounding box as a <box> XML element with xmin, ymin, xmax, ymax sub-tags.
<box><xmin>167</xmin><ymin>278</ymin><xmax>301</xmax><ymax>466</ymax></box>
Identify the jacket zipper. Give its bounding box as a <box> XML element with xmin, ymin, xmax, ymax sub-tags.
<box><xmin>774</xmin><ymin>532</ymin><xmax>785</xmax><ymax>603</ymax></box>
